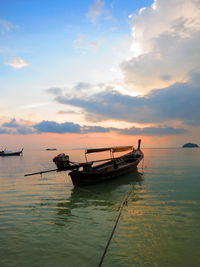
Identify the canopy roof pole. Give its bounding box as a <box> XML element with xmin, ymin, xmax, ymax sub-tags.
<box><xmin>110</xmin><ymin>149</ymin><xmax>114</xmax><ymax>159</ymax></box>
<box><xmin>86</xmin><ymin>146</ymin><xmax>133</xmax><ymax>154</ymax></box>
<box><xmin>84</xmin><ymin>145</ymin><xmax>134</xmax><ymax>162</ymax></box>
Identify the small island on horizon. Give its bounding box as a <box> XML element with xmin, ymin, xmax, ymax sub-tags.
<box><xmin>182</xmin><ymin>143</ymin><xmax>199</xmax><ymax>148</ymax></box>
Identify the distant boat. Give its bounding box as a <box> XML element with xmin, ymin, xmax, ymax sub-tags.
<box><xmin>0</xmin><ymin>149</ymin><xmax>23</xmax><ymax>156</ymax></box>
<box><xmin>46</xmin><ymin>148</ymin><xmax>57</xmax><ymax>151</ymax></box>
<box><xmin>53</xmin><ymin>139</ymin><xmax>144</xmax><ymax>186</ymax></box>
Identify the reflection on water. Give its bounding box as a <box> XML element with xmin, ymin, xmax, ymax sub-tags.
<box><xmin>0</xmin><ymin>149</ymin><xmax>200</xmax><ymax>267</ymax></box>
<box><xmin>55</xmin><ymin>171</ymin><xmax>143</xmax><ymax>222</ymax></box>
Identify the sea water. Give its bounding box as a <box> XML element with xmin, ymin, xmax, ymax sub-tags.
<box><xmin>0</xmin><ymin>148</ymin><xmax>200</xmax><ymax>267</ymax></box>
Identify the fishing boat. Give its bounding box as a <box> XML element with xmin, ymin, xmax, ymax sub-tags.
<box><xmin>53</xmin><ymin>139</ymin><xmax>143</xmax><ymax>186</ymax></box>
<box><xmin>0</xmin><ymin>149</ymin><xmax>23</xmax><ymax>156</ymax></box>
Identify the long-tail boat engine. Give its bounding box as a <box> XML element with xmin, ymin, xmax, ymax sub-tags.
<box><xmin>53</xmin><ymin>154</ymin><xmax>79</xmax><ymax>171</ymax></box>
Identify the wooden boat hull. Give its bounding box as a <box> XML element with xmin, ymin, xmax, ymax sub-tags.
<box><xmin>0</xmin><ymin>150</ymin><xmax>23</xmax><ymax>156</ymax></box>
<box><xmin>69</xmin><ymin>154</ymin><xmax>143</xmax><ymax>186</ymax></box>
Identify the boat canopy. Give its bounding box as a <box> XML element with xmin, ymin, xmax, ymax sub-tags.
<box><xmin>85</xmin><ymin>146</ymin><xmax>133</xmax><ymax>154</ymax></box>
<box><xmin>111</xmin><ymin>146</ymin><xmax>133</xmax><ymax>153</ymax></box>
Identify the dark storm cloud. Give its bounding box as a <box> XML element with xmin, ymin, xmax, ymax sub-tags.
<box><xmin>54</xmin><ymin>73</ymin><xmax>200</xmax><ymax>126</ymax></box>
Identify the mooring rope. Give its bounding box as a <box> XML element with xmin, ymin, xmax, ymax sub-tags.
<box><xmin>97</xmin><ymin>185</ymin><xmax>135</xmax><ymax>267</ymax></box>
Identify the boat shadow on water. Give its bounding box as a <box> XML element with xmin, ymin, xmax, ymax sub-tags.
<box><xmin>55</xmin><ymin>171</ymin><xmax>143</xmax><ymax>224</ymax></box>
<box><xmin>71</xmin><ymin>170</ymin><xmax>143</xmax><ymax>199</ymax></box>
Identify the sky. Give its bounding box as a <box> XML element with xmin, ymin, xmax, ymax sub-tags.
<box><xmin>1</xmin><ymin>0</ymin><xmax>200</xmax><ymax>149</ymax></box>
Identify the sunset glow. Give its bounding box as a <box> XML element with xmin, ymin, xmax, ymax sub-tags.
<box><xmin>1</xmin><ymin>0</ymin><xmax>200</xmax><ymax>149</ymax></box>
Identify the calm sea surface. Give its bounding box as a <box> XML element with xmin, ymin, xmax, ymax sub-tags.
<box><xmin>0</xmin><ymin>148</ymin><xmax>200</xmax><ymax>267</ymax></box>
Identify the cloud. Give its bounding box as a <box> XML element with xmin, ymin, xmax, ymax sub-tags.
<box><xmin>82</xmin><ymin>125</ymin><xmax>115</xmax><ymax>133</ymax></box>
<box><xmin>74</xmin><ymin>82</ymin><xmax>93</xmax><ymax>91</ymax></box>
<box><xmin>5</xmin><ymin>57</ymin><xmax>29</xmax><ymax>69</ymax></box>
<box><xmin>0</xmin><ymin>19</ymin><xmax>15</xmax><ymax>34</ymax></box>
<box><xmin>33</xmin><ymin>121</ymin><xmax>81</xmax><ymax>133</ymax></box>
<box><xmin>16</xmin><ymin>126</ymin><xmax>36</xmax><ymax>135</ymax></box>
<box><xmin>57</xmin><ymin>110</ymin><xmax>80</xmax><ymax>115</ymax></box>
<box><xmin>0</xmin><ymin>128</ymin><xmax>15</xmax><ymax>134</ymax></box>
<box><xmin>20</xmin><ymin>102</ymin><xmax>50</xmax><ymax>109</ymax></box>
<box><xmin>0</xmin><ymin>119</ymin><xmax>82</xmax><ymax>135</ymax></box>
<box><xmin>46</xmin><ymin>88</ymin><xmax>63</xmax><ymax>95</ymax></box>
<box><xmin>55</xmin><ymin>90</ymin><xmax>141</xmax><ymax>122</ymax></box>
<box><xmin>119</xmin><ymin>127</ymin><xmax>187</xmax><ymax>136</ymax></box>
<box><xmin>54</xmin><ymin>72</ymin><xmax>200</xmax><ymax>126</ymax></box>
<box><xmin>2</xmin><ymin>118</ymin><xmax>19</xmax><ymax>128</ymax></box>
<box><xmin>48</xmin><ymin>82</ymin><xmax>109</xmax><ymax>100</ymax></box>
<box><xmin>1</xmin><ymin>119</ymin><xmax>35</xmax><ymax>134</ymax></box>
<box><xmin>122</xmin><ymin>0</ymin><xmax>200</xmax><ymax>91</ymax></box>
<box><xmin>87</xmin><ymin>0</ymin><xmax>104</xmax><ymax>24</ymax></box>
<box><xmin>73</xmin><ymin>34</ymin><xmax>102</xmax><ymax>52</ymax></box>
<box><xmin>0</xmin><ymin>119</ymin><xmax>187</xmax><ymax>136</ymax></box>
